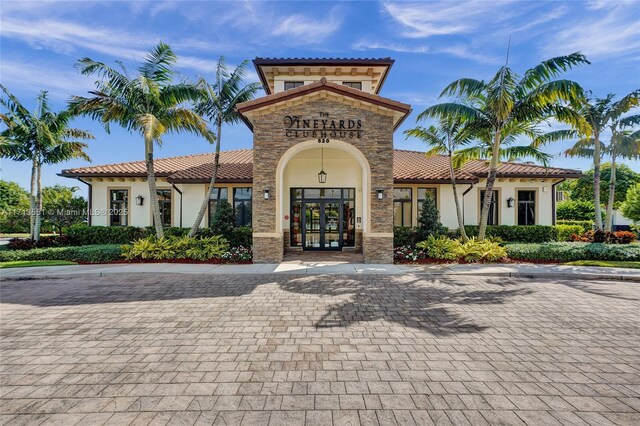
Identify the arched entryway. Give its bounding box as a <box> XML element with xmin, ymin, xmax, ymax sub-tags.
<box><xmin>276</xmin><ymin>140</ymin><xmax>371</xmax><ymax>252</ymax></box>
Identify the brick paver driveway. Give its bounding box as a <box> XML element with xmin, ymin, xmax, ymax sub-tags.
<box><xmin>1</xmin><ymin>274</ymin><xmax>639</xmax><ymax>425</ymax></box>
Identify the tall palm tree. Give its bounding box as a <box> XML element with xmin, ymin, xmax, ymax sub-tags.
<box><xmin>404</xmin><ymin>116</ymin><xmax>473</xmax><ymax>241</ymax></box>
<box><xmin>188</xmin><ymin>57</ymin><xmax>261</xmax><ymax>237</ymax></box>
<box><xmin>560</xmin><ymin>92</ymin><xmax>639</xmax><ymax>231</ymax></box>
<box><xmin>421</xmin><ymin>53</ymin><xmax>589</xmax><ymax>239</ymax></box>
<box><xmin>0</xmin><ymin>86</ymin><xmax>92</xmax><ymax>241</ymax></box>
<box><xmin>69</xmin><ymin>42</ymin><xmax>215</xmax><ymax>238</ymax></box>
<box><xmin>566</xmin><ymin>127</ymin><xmax>640</xmax><ymax>231</ymax></box>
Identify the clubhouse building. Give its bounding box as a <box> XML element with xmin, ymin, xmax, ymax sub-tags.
<box><xmin>61</xmin><ymin>58</ymin><xmax>582</xmax><ymax>263</ymax></box>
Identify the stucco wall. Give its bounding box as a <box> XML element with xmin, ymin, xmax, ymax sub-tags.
<box><xmin>282</xmin><ymin>148</ymin><xmax>364</xmax><ymax>233</ymax></box>
<box><xmin>87</xmin><ymin>179</ymin><xmax>250</xmax><ymax>228</ymax></box>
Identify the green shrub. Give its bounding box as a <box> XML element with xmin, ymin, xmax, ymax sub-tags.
<box><xmin>506</xmin><ymin>242</ymin><xmax>640</xmax><ymax>262</ymax></box>
<box><xmin>230</xmin><ymin>226</ymin><xmax>252</xmax><ymax>248</ymax></box>
<box><xmin>463</xmin><ymin>225</ymin><xmax>558</xmax><ymax>243</ymax></box>
<box><xmin>67</xmin><ymin>224</ymin><xmax>150</xmax><ymax>245</ymax></box>
<box><xmin>121</xmin><ymin>236</ymin><xmax>229</xmax><ymax>261</ymax></box>
<box><xmin>210</xmin><ymin>200</ymin><xmax>235</xmax><ymax>242</ymax></box>
<box><xmin>461</xmin><ymin>238</ymin><xmax>507</xmax><ymax>262</ymax></box>
<box><xmin>417</xmin><ymin>196</ymin><xmax>445</xmax><ymax>240</ymax></box>
<box><xmin>556</xmin><ymin>200</ymin><xmax>599</xmax><ymax>221</ymax></box>
<box><xmin>0</xmin><ymin>244</ymin><xmax>122</xmax><ymax>263</ymax></box>
<box><xmin>417</xmin><ymin>235</ymin><xmax>463</xmax><ymax>261</ymax></box>
<box><xmin>416</xmin><ymin>236</ymin><xmax>507</xmax><ymax>262</ymax></box>
<box><xmin>557</xmin><ymin>220</ymin><xmax>593</xmax><ymax>234</ymax></box>
<box><xmin>394</xmin><ymin>227</ymin><xmax>419</xmax><ymax>247</ymax></box>
<box><xmin>555</xmin><ymin>225</ymin><xmax>584</xmax><ymax>242</ymax></box>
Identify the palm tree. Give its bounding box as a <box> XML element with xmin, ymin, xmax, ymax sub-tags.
<box><xmin>0</xmin><ymin>86</ymin><xmax>92</xmax><ymax>241</ymax></box>
<box><xmin>188</xmin><ymin>57</ymin><xmax>261</xmax><ymax>237</ymax></box>
<box><xmin>420</xmin><ymin>53</ymin><xmax>589</xmax><ymax>239</ymax></box>
<box><xmin>69</xmin><ymin>42</ymin><xmax>215</xmax><ymax>238</ymax></box>
<box><xmin>405</xmin><ymin>116</ymin><xmax>473</xmax><ymax>241</ymax></box>
<box><xmin>560</xmin><ymin>92</ymin><xmax>639</xmax><ymax>231</ymax></box>
<box><xmin>566</xmin><ymin>127</ymin><xmax>640</xmax><ymax>231</ymax></box>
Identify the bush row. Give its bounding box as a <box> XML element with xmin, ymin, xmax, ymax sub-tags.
<box><xmin>122</xmin><ymin>236</ymin><xmax>229</xmax><ymax>261</ymax></box>
<box><xmin>0</xmin><ymin>245</ymin><xmax>122</xmax><ymax>263</ymax></box>
<box><xmin>8</xmin><ymin>225</ymin><xmax>254</xmax><ymax>250</ymax></box>
<box><xmin>506</xmin><ymin>242</ymin><xmax>640</xmax><ymax>262</ymax></box>
<box><xmin>571</xmin><ymin>230</ymin><xmax>636</xmax><ymax>244</ymax></box>
<box><xmin>394</xmin><ymin>223</ymin><xmax>632</xmax><ymax>245</ymax></box>
<box><xmin>417</xmin><ymin>236</ymin><xmax>507</xmax><ymax>262</ymax></box>
<box><xmin>556</xmin><ymin>220</ymin><xmax>593</xmax><ymax>234</ymax></box>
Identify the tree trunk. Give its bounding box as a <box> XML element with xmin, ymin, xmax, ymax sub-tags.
<box><xmin>145</xmin><ymin>137</ymin><xmax>164</xmax><ymax>239</ymax></box>
<box><xmin>478</xmin><ymin>130</ymin><xmax>501</xmax><ymax>240</ymax></box>
<box><xmin>604</xmin><ymin>155</ymin><xmax>616</xmax><ymax>233</ymax></box>
<box><xmin>189</xmin><ymin>120</ymin><xmax>222</xmax><ymax>237</ymax></box>
<box><xmin>33</xmin><ymin>161</ymin><xmax>42</xmax><ymax>241</ymax></box>
<box><xmin>593</xmin><ymin>132</ymin><xmax>603</xmax><ymax>231</ymax></box>
<box><xmin>449</xmin><ymin>155</ymin><xmax>468</xmax><ymax>242</ymax></box>
<box><xmin>29</xmin><ymin>157</ymin><xmax>37</xmax><ymax>240</ymax></box>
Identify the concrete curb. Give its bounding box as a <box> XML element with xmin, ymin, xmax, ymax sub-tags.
<box><xmin>3</xmin><ymin>270</ymin><xmax>639</xmax><ymax>282</ymax></box>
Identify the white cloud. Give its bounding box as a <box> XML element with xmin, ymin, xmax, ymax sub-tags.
<box><xmin>544</xmin><ymin>2</ymin><xmax>640</xmax><ymax>59</ymax></box>
<box><xmin>381</xmin><ymin>0</ymin><xmax>517</xmax><ymax>38</ymax></box>
<box><xmin>0</xmin><ymin>59</ymin><xmax>93</xmax><ymax>98</ymax></box>
<box><xmin>271</xmin><ymin>9</ymin><xmax>344</xmax><ymax>44</ymax></box>
<box><xmin>352</xmin><ymin>39</ymin><xmax>499</xmax><ymax>64</ymax></box>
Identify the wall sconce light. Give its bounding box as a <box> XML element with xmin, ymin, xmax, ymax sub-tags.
<box><xmin>507</xmin><ymin>197</ymin><xmax>515</xmax><ymax>208</ymax></box>
<box><xmin>263</xmin><ymin>189</ymin><xmax>270</xmax><ymax>200</ymax></box>
<box><xmin>377</xmin><ymin>189</ymin><xmax>384</xmax><ymax>200</ymax></box>
<box><xmin>135</xmin><ymin>195</ymin><xmax>144</xmax><ymax>206</ymax></box>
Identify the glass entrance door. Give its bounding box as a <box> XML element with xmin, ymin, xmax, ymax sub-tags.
<box><xmin>303</xmin><ymin>200</ymin><xmax>343</xmax><ymax>250</ymax></box>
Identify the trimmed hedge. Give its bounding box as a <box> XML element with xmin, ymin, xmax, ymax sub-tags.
<box><xmin>506</xmin><ymin>242</ymin><xmax>640</xmax><ymax>262</ymax></box>
<box><xmin>555</xmin><ymin>225</ymin><xmax>584</xmax><ymax>242</ymax></box>
<box><xmin>64</xmin><ymin>225</ymin><xmax>252</xmax><ymax>247</ymax></box>
<box><xmin>0</xmin><ymin>244</ymin><xmax>122</xmax><ymax>263</ymax></box>
<box><xmin>557</xmin><ymin>220</ymin><xmax>593</xmax><ymax>234</ymax></box>
<box><xmin>394</xmin><ymin>227</ymin><xmax>420</xmax><ymax>247</ymax></box>
<box><xmin>464</xmin><ymin>225</ymin><xmax>558</xmax><ymax>243</ymax></box>
<box><xmin>66</xmin><ymin>225</ymin><xmax>150</xmax><ymax>245</ymax></box>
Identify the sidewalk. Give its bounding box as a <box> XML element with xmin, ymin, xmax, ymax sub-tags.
<box><xmin>2</xmin><ymin>261</ymin><xmax>639</xmax><ymax>281</ymax></box>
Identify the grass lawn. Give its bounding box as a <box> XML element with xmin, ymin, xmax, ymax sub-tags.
<box><xmin>0</xmin><ymin>260</ymin><xmax>77</xmax><ymax>269</ymax></box>
<box><xmin>565</xmin><ymin>260</ymin><xmax>640</xmax><ymax>269</ymax></box>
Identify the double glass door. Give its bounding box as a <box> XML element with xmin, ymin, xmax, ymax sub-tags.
<box><xmin>303</xmin><ymin>200</ymin><xmax>342</xmax><ymax>250</ymax></box>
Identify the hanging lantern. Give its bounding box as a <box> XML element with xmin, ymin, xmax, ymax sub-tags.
<box><xmin>318</xmin><ymin>148</ymin><xmax>327</xmax><ymax>183</ymax></box>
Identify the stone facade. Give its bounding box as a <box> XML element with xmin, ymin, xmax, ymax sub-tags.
<box><xmin>250</xmin><ymin>95</ymin><xmax>395</xmax><ymax>263</ymax></box>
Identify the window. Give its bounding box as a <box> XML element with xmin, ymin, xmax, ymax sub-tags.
<box><xmin>208</xmin><ymin>187</ymin><xmax>228</xmax><ymax>225</ymax></box>
<box><xmin>342</xmin><ymin>82</ymin><xmax>362</xmax><ymax>90</ymax></box>
<box><xmin>109</xmin><ymin>189</ymin><xmax>128</xmax><ymax>226</ymax></box>
<box><xmin>417</xmin><ymin>188</ymin><xmax>437</xmax><ymax>215</ymax></box>
<box><xmin>555</xmin><ymin>190</ymin><xmax>567</xmax><ymax>202</ymax></box>
<box><xmin>517</xmin><ymin>190</ymin><xmax>536</xmax><ymax>225</ymax></box>
<box><xmin>284</xmin><ymin>81</ymin><xmax>304</xmax><ymax>90</ymax></box>
<box><xmin>156</xmin><ymin>189</ymin><xmax>172</xmax><ymax>227</ymax></box>
<box><xmin>393</xmin><ymin>188</ymin><xmax>412</xmax><ymax>227</ymax></box>
<box><xmin>479</xmin><ymin>190</ymin><xmax>499</xmax><ymax>225</ymax></box>
<box><xmin>233</xmin><ymin>188</ymin><xmax>252</xmax><ymax>227</ymax></box>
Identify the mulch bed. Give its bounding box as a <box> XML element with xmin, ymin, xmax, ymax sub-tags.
<box><xmin>394</xmin><ymin>258</ymin><xmax>560</xmax><ymax>265</ymax></box>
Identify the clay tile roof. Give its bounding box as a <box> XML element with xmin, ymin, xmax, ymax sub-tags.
<box><xmin>393</xmin><ymin>149</ymin><xmax>478</xmax><ymax>183</ymax></box>
<box><xmin>253</xmin><ymin>57</ymin><xmax>394</xmax><ymax>65</ymax></box>
<box><xmin>60</xmin><ymin>149</ymin><xmax>253</xmax><ymax>181</ymax></box>
<box><xmin>60</xmin><ymin>148</ymin><xmax>582</xmax><ymax>183</ymax></box>
<box><xmin>461</xmin><ymin>158</ymin><xmax>583</xmax><ymax>178</ymax></box>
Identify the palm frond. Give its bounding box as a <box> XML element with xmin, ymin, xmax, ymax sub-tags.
<box><xmin>516</xmin><ymin>53</ymin><xmax>590</xmax><ymax>95</ymax></box>
<box><xmin>138</xmin><ymin>41</ymin><xmax>176</xmax><ymax>83</ymax></box>
<box><xmin>439</xmin><ymin>78</ymin><xmax>486</xmax><ymax>98</ymax></box>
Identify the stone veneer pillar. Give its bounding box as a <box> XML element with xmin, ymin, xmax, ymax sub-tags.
<box><xmin>250</xmin><ymin>97</ymin><xmax>395</xmax><ymax>264</ymax></box>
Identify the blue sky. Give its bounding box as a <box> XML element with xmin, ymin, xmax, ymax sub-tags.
<box><xmin>1</xmin><ymin>0</ymin><xmax>639</xmax><ymax>191</ymax></box>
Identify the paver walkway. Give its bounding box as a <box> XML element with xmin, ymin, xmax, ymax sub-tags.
<box><xmin>1</xmin><ymin>273</ymin><xmax>639</xmax><ymax>425</ymax></box>
<box><xmin>2</xmin><ymin>262</ymin><xmax>639</xmax><ymax>281</ymax></box>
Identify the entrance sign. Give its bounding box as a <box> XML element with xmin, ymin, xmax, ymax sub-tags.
<box><xmin>284</xmin><ymin>112</ymin><xmax>363</xmax><ymax>142</ymax></box>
